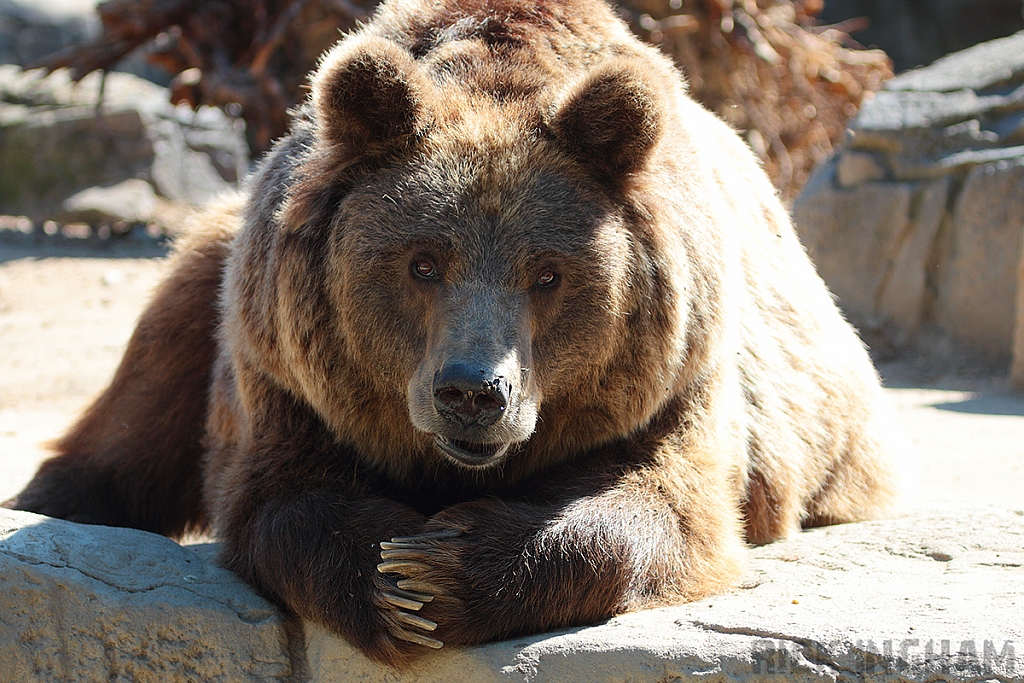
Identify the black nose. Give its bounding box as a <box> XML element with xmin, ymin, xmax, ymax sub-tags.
<box><xmin>432</xmin><ymin>362</ymin><xmax>510</xmax><ymax>427</ymax></box>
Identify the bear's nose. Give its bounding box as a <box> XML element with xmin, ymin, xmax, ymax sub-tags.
<box><xmin>432</xmin><ymin>362</ymin><xmax>509</xmax><ymax>427</ymax></box>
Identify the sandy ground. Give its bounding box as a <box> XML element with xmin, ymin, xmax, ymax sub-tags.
<box><xmin>1</xmin><ymin>235</ymin><xmax>1022</xmax><ymax>510</ymax></box>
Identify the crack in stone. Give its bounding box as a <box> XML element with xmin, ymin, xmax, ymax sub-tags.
<box><xmin>688</xmin><ymin>620</ymin><xmax>862</xmax><ymax>679</ymax></box>
<box><xmin>283</xmin><ymin>617</ymin><xmax>312</xmax><ymax>683</ymax></box>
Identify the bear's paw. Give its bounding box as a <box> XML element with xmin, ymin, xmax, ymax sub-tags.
<box><xmin>376</xmin><ymin>528</ymin><xmax>466</xmax><ymax>651</ymax></box>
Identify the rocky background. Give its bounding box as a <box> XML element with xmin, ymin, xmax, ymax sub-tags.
<box><xmin>0</xmin><ymin>66</ymin><xmax>247</xmax><ymax>232</ymax></box>
<box><xmin>4</xmin><ymin>0</ymin><xmax>896</xmax><ymax>210</ymax></box>
<box><xmin>0</xmin><ymin>0</ymin><xmax>98</xmax><ymax>67</ymax></box>
<box><xmin>0</xmin><ymin>7</ymin><xmax>247</xmax><ymax>247</ymax></box>
<box><xmin>794</xmin><ymin>31</ymin><xmax>1024</xmax><ymax>384</ymax></box>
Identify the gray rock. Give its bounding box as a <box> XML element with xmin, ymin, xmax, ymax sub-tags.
<box><xmin>935</xmin><ymin>159</ymin><xmax>1024</xmax><ymax>353</ymax></box>
<box><xmin>0</xmin><ymin>66</ymin><xmax>248</xmax><ymax>226</ymax></box>
<box><xmin>818</xmin><ymin>1</ymin><xmax>1024</xmax><ymax>73</ymax></box>
<box><xmin>793</xmin><ymin>161</ymin><xmax>914</xmax><ymax>317</ymax></box>
<box><xmin>994</xmin><ymin>110</ymin><xmax>1024</xmax><ymax>144</ymax></box>
<box><xmin>148</xmin><ymin>117</ymin><xmax>238</xmax><ymax>206</ymax></box>
<box><xmin>794</xmin><ymin>168</ymin><xmax>952</xmax><ymax>336</ymax></box>
<box><xmin>0</xmin><ymin>106</ymin><xmax>153</xmax><ymax>217</ymax></box>
<box><xmin>1012</xmin><ymin>269</ymin><xmax>1024</xmax><ymax>388</ymax></box>
<box><xmin>836</xmin><ymin>150</ymin><xmax>887</xmax><ymax>187</ymax></box>
<box><xmin>796</xmin><ymin>32</ymin><xmax>1024</xmax><ymax>366</ymax></box>
<box><xmin>854</xmin><ymin>88</ymin><xmax>1008</xmax><ymax>136</ymax></box>
<box><xmin>4</xmin><ymin>505</ymin><xmax>1022</xmax><ymax>682</ymax></box>
<box><xmin>844</xmin><ymin>33</ymin><xmax>1024</xmax><ymax>184</ymax></box>
<box><xmin>892</xmin><ymin>144</ymin><xmax>1024</xmax><ymax>180</ymax></box>
<box><xmin>0</xmin><ymin>64</ymin><xmax>168</xmax><ymax>112</ymax></box>
<box><xmin>877</xmin><ymin>177</ymin><xmax>950</xmax><ymax>330</ymax></box>
<box><xmin>61</xmin><ymin>178</ymin><xmax>157</xmax><ymax>225</ymax></box>
<box><xmin>0</xmin><ymin>0</ymin><xmax>99</xmax><ymax>69</ymax></box>
<box><xmin>886</xmin><ymin>30</ymin><xmax>1024</xmax><ymax>93</ymax></box>
<box><xmin>0</xmin><ymin>508</ymin><xmax>294</xmax><ymax>682</ymax></box>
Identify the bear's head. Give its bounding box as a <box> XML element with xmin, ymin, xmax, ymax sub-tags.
<box><xmin>232</xmin><ymin>31</ymin><xmax>705</xmax><ymax>480</ymax></box>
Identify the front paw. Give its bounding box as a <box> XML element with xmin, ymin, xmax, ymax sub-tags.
<box><xmin>376</xmin><ymin>529</ymin><xmax>464</xmax><ymax>651</ymax></box>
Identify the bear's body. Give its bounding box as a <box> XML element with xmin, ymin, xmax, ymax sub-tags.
<box><xmin>8</xmin><ymin>0</ymin><xmax>898</xmax><ymax>666</ymax></box>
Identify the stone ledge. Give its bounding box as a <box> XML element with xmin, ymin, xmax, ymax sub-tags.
<box><xmin>2</xmin><ymin>506</ymin><xmax>1022</xmax><ymax>682</ymax></box>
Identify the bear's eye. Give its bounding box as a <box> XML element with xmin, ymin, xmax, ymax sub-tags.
<box><xmin>535</xmin><ymin>270</ymin><xmax>558</xmax><ymax>288</ymax></box>
<box><xmin>412</xmin><ymin>258</ymin><xmax>439</xmax><ymax>280</ymax></box>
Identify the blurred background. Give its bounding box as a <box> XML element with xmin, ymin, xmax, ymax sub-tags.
<box><xmin>1</xmin><ymin>0</ymin><xmax>1023</xmax><ymax>506</ymax></box>
<box><xmin>3</xmin><ymin>1</ymin><xmax>1021</xmax><ymax>196</ymax></box>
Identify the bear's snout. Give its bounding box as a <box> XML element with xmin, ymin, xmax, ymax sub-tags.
<box><xmin>432</xmin><ymin>362</ymin><xmax>510</xmax><ymax>428</ymax></box>
<box><xmin>429</xmin><ymin>360</ymin><xmax>520</xmax><ymax>466</ymax></box>
<box><xmin>405</xmin><ymin>287</ymin><xmax>540</xmax><ymax>466</ymax></box>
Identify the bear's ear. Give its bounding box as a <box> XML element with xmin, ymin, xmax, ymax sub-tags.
<box><xmin>311</xmin><ymin>36</ymin><xmax>434</xmax><ymax>158</ymax></box>
<box><xmin>548</xmin><ymin>60</ymin><xmax>663</xmax><ymax>182</ymax></box>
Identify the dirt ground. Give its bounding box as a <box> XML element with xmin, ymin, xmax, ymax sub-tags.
<box><xmin>1</xmin><ymin>233</ymin><xmax>1022</xmax><ymax>510</ymax></box>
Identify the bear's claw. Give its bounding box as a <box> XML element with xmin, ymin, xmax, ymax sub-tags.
<box><xmin>381</xmin><ymin>591</ymin><xmax>426</xmax><ymax>611</ymax></box>
<box><xmin>378</xmin><ymin>586</ymin><xmax>443</xmax><ymax>649</ymax></box>
<box><xmin>390</xmin><ymin>627</ymin><xmax>444</xmax><ymax>649</ymax></box>
<box><xmin>390</xmin><ymin>586</ymin><xmax>434</xmax><ymax>603</ymax></box>
<box><xmin>395</xmin><ymin>611</ymin><xmax>438</xmax><ymax>631</ymax></box>
<box><xmin>388</xmin><ymin>529</ymin><xmax>462</xmax><ymax>544</ymax></box>
<box><xmin>377</xmin><ymin>559</ymin><xmax>431</xmax><ymax>573</ymax></box>
<box><xmin>376</xmin><ymin>530</ymin><xmax>460</xmax><ymax>593</ymax></box>
<box><xmin>397</xmin><ymin>578</ymin><xmax>449</xmax><ymax>595</ymax></box>
<box><xmin>379</xmin><ymin>548</ymin><xmax>432</xmax><ymax>561</ymax></box>
<box><xmin>377</xmin><ymin>529</ymin><xmax>460</xmax><ymax>651</ymax></box>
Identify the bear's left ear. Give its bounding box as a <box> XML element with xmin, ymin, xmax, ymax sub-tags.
<box><xmin>547</xmin><ymin>60</ymin><xmax>664</xmax><ymax>182</ymax></box>
<box><xmin>311</xmin><ymin>35</ymin><xmax>435</xmax><ymax>158</ymax></box>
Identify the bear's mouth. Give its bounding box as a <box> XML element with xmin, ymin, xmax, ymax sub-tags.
<box><xmin>433</xmin><ymin>435</ymin><xmax>510</xmax><ymax>467</ymax></box>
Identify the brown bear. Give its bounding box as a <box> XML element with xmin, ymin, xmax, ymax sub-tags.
<box><xmin>6</xmin><ymin>0</ymin><xmax>899</xmax><ymax>667</ymax></box>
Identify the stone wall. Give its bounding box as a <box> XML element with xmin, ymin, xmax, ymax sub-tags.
<box><xmin>792</xmin><ymin>31</ymin><xmax>1024</xmax><ymax>384</ymax></box>
<box><xmin>0</xmin><ymin>65</ymin><xmax>248</xmax><ymax>232</ymax></box>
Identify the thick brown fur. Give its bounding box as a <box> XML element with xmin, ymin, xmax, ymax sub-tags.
<box><xmin>7</xmin><ymin>0</ymin><xmax>898</xmax><ymax>667</ymax></box>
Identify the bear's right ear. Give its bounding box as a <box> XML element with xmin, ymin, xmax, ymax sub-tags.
<box><xmin>311</xmin><ymin>36</ymin><xmax>434</xmax><ymax>158</ymax></box>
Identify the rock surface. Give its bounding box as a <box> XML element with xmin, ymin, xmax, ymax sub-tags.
<box><xmin>61</xmin><ymin>178</ymin><xmax>158</xmax><ymax>225</ymax></box>
<box><xmin>0</xmin><ymin>65</ymin><xmax>247</xmax><ymax>231</ymax></box>
<box><xmin>0</xmin><ymin>509</ymin><xmax>294</xmax><ymax>682</ymax></box>
<box><xmin>793</xmin><ymin>31</ymin><xmax>1024</xmax><ymax>380</ymax></box>
<box><xmin>3</xmin><ymin>505</ymin><xmax>1022</xmax><ymax>682</ymax></box>
<box><xmin>935</xmin><ymin>160</ymin><xmax>1024</xmax><ymax>351</ymax></box>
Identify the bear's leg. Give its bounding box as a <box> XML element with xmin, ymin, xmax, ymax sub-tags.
<box><xmin>213</xmin><ymin>379</ymin><xmax>745</xmax><ymax>665</ymax></box>
<box><xmin>207</xmin><ymin>380</ymin><xmax>432</xmax><ymax>667</ymax></box>
<box><xmin>4</xmin><ymin>211</ymin><xmax>236</xmax><ymax>537</ymax></box>
<box><xmin>375</xmin><ymin>435</ymin><xmax>747</xmax><ymax>651</ymax></box>
<box><xmin>221</xmin><ymin>442</ymin><xmax>742</xmax><ymax>664</ymax></box>
<box><xmin>220</xmin><ymin>486</ymin><xmax>433</xmax><ymax>666</ymax></box>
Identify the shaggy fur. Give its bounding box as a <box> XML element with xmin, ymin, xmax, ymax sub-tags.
<box><xmin>7</xmin><ymin>0</ymin><xmax>898</xmax><ymax>667</ymax></box>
